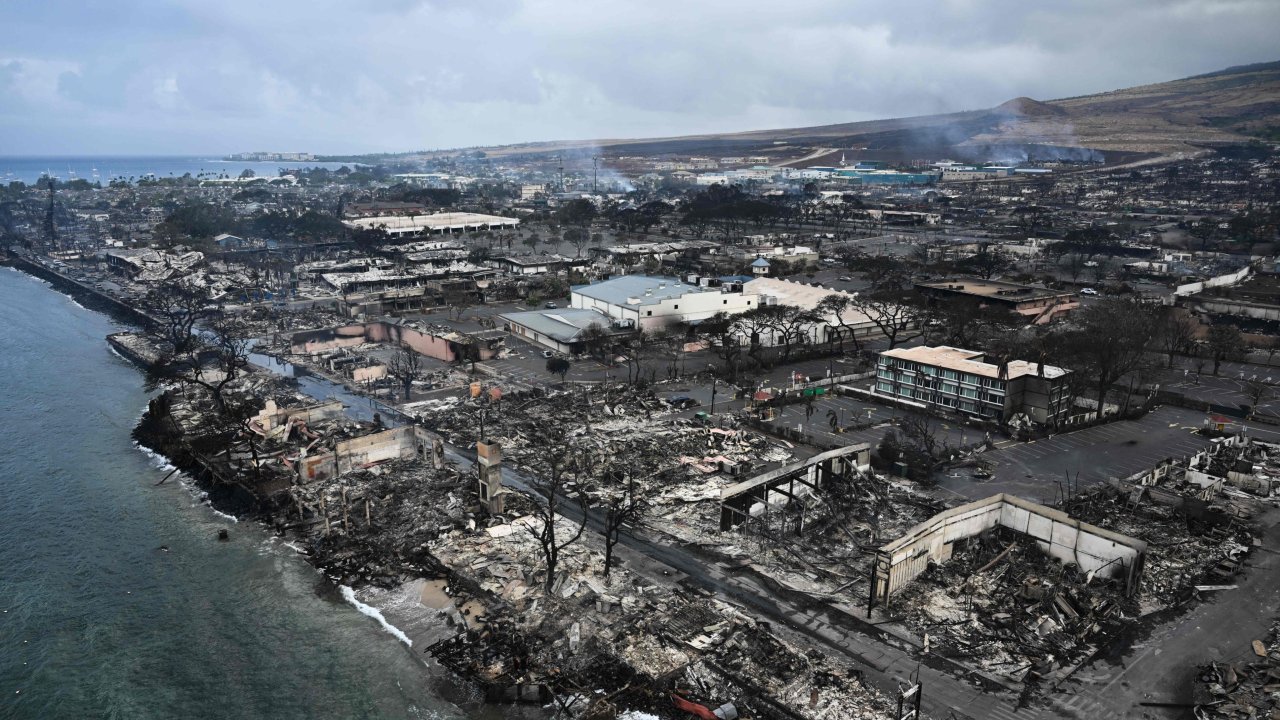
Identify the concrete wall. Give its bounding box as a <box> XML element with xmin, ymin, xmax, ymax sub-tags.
<box><xmin>1186</xmin><ymin>297</ymin><xmax>1280</xmax><ymax>322</ymax></box>
<box><xmin>352</xmin><ymin>364</ymin><xmax>387</xmax><ymax>383</ymax></box>
<box><xmin>299</xmin><ymin>426</ymin><xmax>440</xmax><ymax>482</ymax></box>
<box><xmin>872</xmin><ymin>493</ymin><xmax>1146</xmax><ymax>603</ymax></box>
<box><xmin>1175</xmin><ymin>265</ymin><xmax>1251</xmax><ymax>297</ymax></box>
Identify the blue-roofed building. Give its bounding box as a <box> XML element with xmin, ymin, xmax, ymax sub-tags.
<box><xmin>751</xmin><ymin>256</ymin><xmax>771</xmax><ymax>276</ymax></box>
<box><xmin>570</xmin><ymin>274</ymin><xmax>758</xmax><ymax>331</ymax></box>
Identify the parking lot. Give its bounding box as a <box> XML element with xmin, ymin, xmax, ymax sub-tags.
<box><xmin>1157</xmin><ymin>356</ymin><xmax>1280</xmax><ymax>420</ymax></box>
<box><xmin>765</xmin><ymin>394</ymin><xmax>987</xmax><ymax>450</ymax></box>
<box><xmin>936</xmin><ymin>405</ymin><xmax>1214</xmax><ymax>504</ymax></box>
<box><xmin>481</xmin><ymin>336</ymin><xmax>610</xmax><ymax>388</ymax></box>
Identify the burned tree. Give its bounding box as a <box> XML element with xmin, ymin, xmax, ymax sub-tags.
<box><xmin>756</xmin><ymin>303</ymin><xmax>819</xmax><ymax>363</ymax></box>
<box><xmin>592</xmin><ymin>468</ymin><xmax>649</xmax><ymax>578</ymax></box>
<box><xmin>1245</xmin><ymin>379</ymin><xmax>1273</xmax><ymax>418</ymax></box>
<box><xmin>955</xmin><ymin>246</ymin><xmax>1015</xmax><ymax>280</ymax></box>
<box><xmin>386</xmin><ymin>344</ymin><xmax>422</xmax><ymax>401</ymax></box>
<box><xmin>143</xmin><ymin>288</ymin><xmax>252</xmax><ymax>415</ymax></box>
<box><xmin>701</xmin><ymin>311</ymin><xmax>744</xmax><ymax>382</ymax></box>
<box><xmin>145</xmin><ymin>281</ymin><xmax>216</xmax><ymax>361</ymax></box>
<box><xmin>852</xmin><ymin>292</ymin><xmax>923</xmax><ymax>349</ymax></box>
<box><xmin>1065</xmin><ymin>297</ymin><xmax>1159</xmax><ymax>416</ymax></box>
<box><xmin>524</xmin><ymin>438</ymin><xmax>589</xmax><ymax>593</ymax></box>
<box><xmin>563</xmin><ymin>226</ymin><xmax>591</xmax><ymax>258</ymax></box>
<box><xmin>579</xmin><ymin>323</ymin><xmax>612</xmax><ymax>363</ymax></box>
<box><xmin>816</xmin><ymin>293</ymin><xmax>865</xmax><ymax>353</ymax></box>
<box><xmin>1207</xmin><ymin>324</ymin><xmax>1246</xmax><ymax>376</ymax></box>
<box><xmin>1158</xmin><ymin>308</ymin><xmax>1198</xmax><ymax>367</ymax></box>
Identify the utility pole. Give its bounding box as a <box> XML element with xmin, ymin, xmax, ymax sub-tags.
<box><xmin>592</xmin><ymin>156</ymin><xmax>599</xmax><ymax>194</ymax></box>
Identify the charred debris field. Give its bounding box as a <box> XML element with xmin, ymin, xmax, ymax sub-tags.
<box><xmin>111</xmin><ymin>317</ymin><xmax>1279</xmax><ymax>720</ymax></box>
<box><xmin>126</xmin><ymin>346</ymin><xmax>899</xmax><ymax>719</ymax></box>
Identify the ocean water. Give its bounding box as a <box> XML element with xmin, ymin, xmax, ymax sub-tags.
<box><xmin>0</xmin><ymin>156</ymin><xmax>354</xmax><ymax>186</ymax></box>
<box><xmin>0</xmin><ymin>268</ymin><xmax>498</xmax><ymax>720</ymax></box>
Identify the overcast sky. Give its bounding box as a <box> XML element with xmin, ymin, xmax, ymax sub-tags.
<box><xmin>1</xmin><ymin>0</ymin><xmax>1277</xmax><ymax>155</ymax></box>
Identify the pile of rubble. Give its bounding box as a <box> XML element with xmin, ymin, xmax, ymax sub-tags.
<box><xmin>662</xmin><ymin>469</ymin><xmax>943</xmax><ymax>600</ymax></box>
<box><xmin>135</xmin><ymin>371</ymin><xmax>316</xmax><ymax>509</ymax></box>
<box><xmin>291</xmin><ymin>458</ymin><xmax>474</xmax><ymax>587</ymax></box>
<box><xmin>234</xmin><ymin>304</ymin><xmax>351</xmax><ymax>340</ymax></box>
<box><xmin>137</xmin><ymin>371</ymin><xmax>891</xmax><ymax>717</ymax></box>
<box><xmin>1194</xmin><ymin>619</ymin><xmax>1280</xmax><ymax>718</ymax></box>
<box><xmin>681</xmin><ymin>622</ymin><xmax>893</xmax><ymax>720</ymax></box>
<box><xmin>1062</xmin><ymin>484</ymin><xmax>1256</xmax><ymax>607</ymax></box>
<box><xmin>890</xmin><ymin>483</ymin><xmax>1258</xmax><ymax>682</ymax></box>
<box><xmin>424</xmin><ymin>385</ymin><xmax>776</xmax><ymax>478</ymax></box>
<box><xmin>756</xmin><ymin>474</ymin><xmax>943</xmax><ymax>597</ymax></box>
<box><xmin>895</xmin><ymin>530</ymin><xmax>1134</xmax><ymax>681</ymax></box>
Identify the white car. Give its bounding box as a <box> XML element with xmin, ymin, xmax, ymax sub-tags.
<box><xmin>1080</xmin><ymin>288</ymin><xmax>1099</xmax><ymax>296</ymax></box>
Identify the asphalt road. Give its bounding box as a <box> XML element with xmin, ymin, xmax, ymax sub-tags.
<box><xmin>1055</xmin><ymin>506</ymin><xmax>1280</xmax><ymax>719</ymax></box>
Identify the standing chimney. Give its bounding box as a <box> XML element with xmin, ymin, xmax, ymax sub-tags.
<box><xmin>476</xmin><ymin>440</ymin><xmax>504</xmax><ymax>515</ymax></box>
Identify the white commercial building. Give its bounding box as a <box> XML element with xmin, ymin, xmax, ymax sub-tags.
<box><xmin>343</xmin><ymin>212</ymin><xmax>519</xmax><ymax>236</ymax></box>
<box><xmin>739</xmin><ymin>277</ymin><xmax>889</xmax><ymax>346</ymax></box>
<box><xmin>570</xmin><ymin>275</ymin><xmax>758</xmax><ymax>331</ymax></box>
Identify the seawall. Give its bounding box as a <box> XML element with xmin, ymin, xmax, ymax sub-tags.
<box><xmin>1</xmin><ymin>252</ymin><xmax>156</xmax><ymax>328</ymax></box>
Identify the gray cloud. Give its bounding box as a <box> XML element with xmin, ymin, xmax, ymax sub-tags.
<box><xmin>1</xmin><ymin>0</ymin><xmax>1277</xmax><ymax>154</ymax></box>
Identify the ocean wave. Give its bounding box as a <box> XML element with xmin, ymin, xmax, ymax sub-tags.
<box><xmin>5</xmin><ymin>267</ymin><xmax>49</xmax><ymax>286</ymax></box>
<box><xmin>132</xmin><ymin>440</ymin><xmax>176</xmax><ymax>471</ymax></box>
<box><xmin>208</xmin><ymin>507</ymin><xmax>239</xmax><ymax>524</ymax></box>
<box><xmin>340</xmin><ymin>585</ymin><xmax>413</xmax><ymax>647</ymax></box>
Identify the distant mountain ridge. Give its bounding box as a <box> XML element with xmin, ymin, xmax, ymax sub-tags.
<box><xmin>470</xmin><ymin>60</ymin><xmax>1280</xmax><ymax>164</ymax></box>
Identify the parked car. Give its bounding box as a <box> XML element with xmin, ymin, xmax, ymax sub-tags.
<box><xmin>542</xmin><ymin>350</ymin><xmax>555</xmax><ymax>358</ymax></box>
<box><xmin>668</xmin><ymin>395</ymin><xmax>700</xmax><ymax>410</ymax></box>
<box><xmin>545</xmin><ymin>301</ymin><xmax>558</xmax><ymax>309</ymax></box>
<box><xmin>1080</xmin><ymin>288</ymin><xmax>1099</xmax><ymax>296</ymax></box>
<box><xmin>838</xmin><ymin>276</ymin><xmax>852</xmax><ymax>282</ymax></box>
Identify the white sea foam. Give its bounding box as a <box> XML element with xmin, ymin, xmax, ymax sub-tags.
<box><xmin>208</xmin><ymin>507</ymin><xmax>239</xmax><ymax>524</ymax></box>
<box><xmin>132</xmin><ymin>440</ymin><xmax>176</xmax><ymax>471</ymax></box>
<box><xmin>340</xmin><ymin>585</ymin><xmax>413</xmax><ymax>647</ymax></box>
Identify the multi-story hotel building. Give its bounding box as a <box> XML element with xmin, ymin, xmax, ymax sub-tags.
<box><xmin>874</xmin><ymin>346</ymin><xmax>1072</xmax><ymax>425</ymax></box>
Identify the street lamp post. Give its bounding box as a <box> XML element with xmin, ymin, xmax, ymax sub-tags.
<box><xmin>709</xmin><ymin>364</ymin><xmax>717</xmax><ymax>415</ymax></box>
